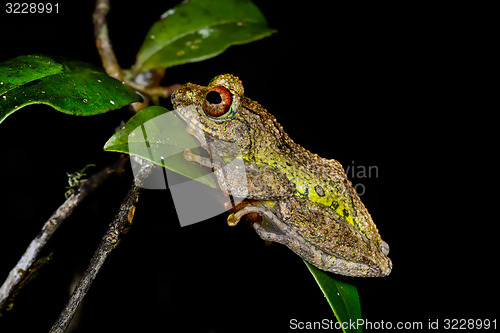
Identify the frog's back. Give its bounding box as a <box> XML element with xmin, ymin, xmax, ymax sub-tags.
<box><xmin>242</xmin><ymin>96</ymin><xmax>384</xmax><ymax>250</ymax></box>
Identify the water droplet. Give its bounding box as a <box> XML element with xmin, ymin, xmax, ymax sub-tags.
<box><xmin>82</xmin><ymin>99</ymin><xmax>88</xmax><ymax>104</ymax></box>
<box><xmin>161</xmin><ymin>8</ymin><xmax>175</xmax><ymax>19</ymax></box>
<box><xmin>110</xmin><ymin>100</ymin><xmax>115</xmax><ymax>105</ymax></box>
<box><xmin>197</xmin><ymin>27</ymin><xmax>214</xmax><ymax>38</ymax></box>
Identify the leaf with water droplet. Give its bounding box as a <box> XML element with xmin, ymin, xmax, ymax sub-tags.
<box><xmin>0</xmin><ymin>54</ymin><xmax>141</xmax><ymax>124</ymax></box>
<box><xmin>133</xmin><ymin>0</ymin><xmax>276</xmax><ymax>72</ymax></box>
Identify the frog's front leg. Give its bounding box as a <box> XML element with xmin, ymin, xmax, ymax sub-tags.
<box><xmin>184</xmin><ymin>148</ymin><xmax>214</xmax><ymax>168</ymax></box>
<box><xmin>184</xmin><ymin>148</ymin><xmax>294</xmax><ymax>200</ymax></box>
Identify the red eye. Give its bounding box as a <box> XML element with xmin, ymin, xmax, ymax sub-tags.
<box><xmin>203</xmin><ymin>86</ymin><xmax>232</xmax><ymax>117</ymax></box>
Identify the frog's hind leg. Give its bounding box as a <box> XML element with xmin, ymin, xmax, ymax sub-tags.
<box><xmin>233</xmin><ymin>205</ymin><xmax>383</xmax><ymax>276</ymax></box>
<box><xmin>252</xmin><ymin>217</ymin><xmax>307</xmax><ymax>247</ymax></box>
<box><xmin>230</xmin><ymin>206</ymin><xmax>314</xmax><ymax>261</ymax></box>
<box><xmin>228</xmin><ymin>205</ymin><xmax>305</xmax><ymax>243</ymax></box>
<box><xmin>228</xmin><ymin>205</ymin><xmax>271</xmax><ymax>226</ymax></box>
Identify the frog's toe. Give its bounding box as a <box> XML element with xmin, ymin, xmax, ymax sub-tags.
<box><xmin>382</xmin><ymin>241</ymin><xmax>390</xmax><ymax>255</ymax></box>
<box><xmin>228</xmin><ymin>205</ymin><xmax>267</xmax><ymax>226</ymax></box>
<box><xmin>183</xmin><ymin>148</ymin><xmax>213</xmax><ymax>168</ymax></box>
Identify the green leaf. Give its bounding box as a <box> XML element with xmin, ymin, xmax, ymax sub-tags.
<box><xmin>0</xmin><ymin>54</ymin><xmax>141</xmax><ymax>124</ymax></box>
<box><xmin>305</xmin><ymin>261</ymin><xmax>363</xmax><ymax>333</ymax></box>
<box><xmin>104</xmin><ymin>106</ymin><xmax>216</xmax><ymax>188</ymax></box>
<box><xmin>133</xmin><ymin>0</ymin><xmax>276</xmax><ymax>72</ymax></box>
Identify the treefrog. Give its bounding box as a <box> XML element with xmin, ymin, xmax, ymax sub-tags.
<box><xmin>171</xmin><ymin>74</ymin><xmax>392</xmax><ymax>277</ymax></box>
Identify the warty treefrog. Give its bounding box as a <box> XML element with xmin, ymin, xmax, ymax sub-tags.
<box><xmin>171</xmin><ymin>74</ymin><xmax>392</xmax><ymax>277</ymax></box>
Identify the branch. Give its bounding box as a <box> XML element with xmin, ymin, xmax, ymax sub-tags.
<box><xmin>93</xmin><ymin>0</ymin><xmax>122</xmax><ymax>80</ymax></box>
<box><xmin>93</xmin><ymin>0</ymin><xmax>180</xmax><ymax>109</ymax></box>
<box><xmin>49</xmin><ymin>161</ymin><xmax>155</xmax><ymax>333</ymax></box>
<box><xmin>0</xmin><ymin>159</ymin><xmax>126</xmax><ymax>316</ymax></box>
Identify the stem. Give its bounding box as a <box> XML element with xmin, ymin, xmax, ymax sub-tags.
<box><xmin>125</xmin><ymin>80</ymin><xmax>182</xmax><ymax>99</ymax></box>
<box><xmin>49</xmin><ymin>162</ymin><xmax>155</xmax><ymax>333</ymax></box>
<box><xmin>0</xmin><ymin>159</ymin><xmax>126</xmax><ymax>316</ymax></box>
<box><xmin>93</xmin><ymin>0</ymin><xmax>122</xmax><ymax>80</ymax></box>
<box><xmin>93</xmin><ymin>0</ymin><xmax>179</xmax><ymax>106</ymax></box>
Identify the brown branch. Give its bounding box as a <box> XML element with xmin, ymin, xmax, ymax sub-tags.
<box><xmin>0</xmin><ymin>158</ymin><xmax>126</xmax><ymax>316</ymax></box>
<box><xmin>93</xmin><ymin>0</ymin><xmax>122</xmax><ymax>80</ymax></box>
<box><xmin>93</xmin><ymin>0</ymin><xmax>180</xmax><ymax>110</ymax></box>
<box><xmin>49</xmin><ymin>161</ymin><xmax>155</xmax><ymax>333</ymax></box>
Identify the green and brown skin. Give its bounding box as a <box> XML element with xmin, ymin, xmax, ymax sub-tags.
<box><xmin>172</xmin><ymin>74</ymin><xmax>392</xmax><ymax>277</ymax></box>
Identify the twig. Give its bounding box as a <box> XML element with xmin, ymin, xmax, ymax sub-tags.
<box><xmin>93</xmin><ymin>0</ymin><xmax>122</xmax><ymax>80</ymax></box>
<box><xmin>93</xmin><ymin>0</ymin><xmax>179</xmax><ymax>106</ymax></box>
<box><xmin>0</xmin><ymin>159</ymin><xmax>126</xmax><ymax>316</ymax></box>
<box><xmin>49</xmin><ymin>161</ymin><xmax>155</xmax><ymax>333</ymax></box>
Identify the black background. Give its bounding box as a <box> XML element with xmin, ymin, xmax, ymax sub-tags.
<box><xmin>0</xmin><ymin>1</ymin><xmax>496</xmax><ymax>332</ymax></box>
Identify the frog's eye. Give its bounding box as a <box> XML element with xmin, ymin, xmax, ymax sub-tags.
<box><xmin>203</xmin><ymin>86</ymin><xmax>233</xmax><ymax>118</ymax></box>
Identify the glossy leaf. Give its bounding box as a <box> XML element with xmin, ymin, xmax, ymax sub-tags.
<box><xmin>0</xmin><ymin>54</ymin><xmax>141</xmax><ymax>123</ymax></box>
<box><xmin>133</xmin><ymin>0</ymin><xmax>276</xmax><ymax>72</ymax></box>
<box><xmin>305</xmin><ymin>261</ymin><xmax>363</xmax><ymax>333</ymax></box>
<box><xmin>104</xmin><ymin>106</ymin><xmax>216</xmax><ymax>188</ymax></box>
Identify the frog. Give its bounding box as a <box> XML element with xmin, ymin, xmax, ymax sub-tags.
<box><xmin>171</xmin><ymin>74</ymin><xmax>392</xmax><ymax>277</ymax></box>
